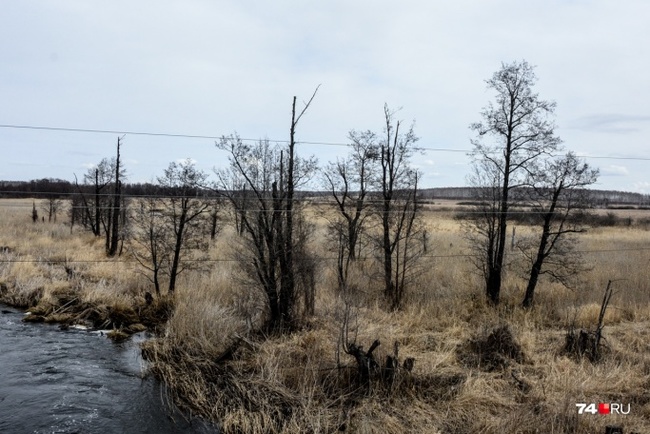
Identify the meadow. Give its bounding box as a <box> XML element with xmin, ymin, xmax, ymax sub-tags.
<box><xmin>1</xmin><ymin>197</ymin><xmax>649</xmax><ymax>433</ymax></box>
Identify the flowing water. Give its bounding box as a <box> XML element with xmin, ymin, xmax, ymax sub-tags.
<box><xmin>0</xmin><ymin>305</ymin><xmax>214</xmax><ymax>433</ymax></box>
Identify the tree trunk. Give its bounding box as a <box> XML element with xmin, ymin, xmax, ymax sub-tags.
<box><xmin>168</xmin><ymin>205</ymin><xmax>187</xmax><ymax>293</ymax></box>
<box><xmin>348</xmin><ymin>220</ymin><xmax>358</xmax><ymax>261</ymax></box>
<box><xmin>487</xmin><ymin>133</ymin><xmax>513</xmax><ymax>305</ymax></box>
<box><xmin>382</xmin><ymin>211</ymin><xmax>393</xmax><ymax>300</ymax></box>
<box><xmin>210</xmin><ymin>211</ymin><xmax>218</xmax><ymax>240</ymax></box>
<box><xmin>522</xmin><ymin>186</ymin><xmax>560</xmax><ymax>308</ymax></box>
<box><xmin>522</xmin><ymin>255</ymin><xmax>544</xmax><ymax>308</ymax></box>
<box><xmin>486</xmin><ymin>268</ymin><xmax>501</xmax><ymax>305</ymax></box>
<box><xmin>94</xmin><ymin>169</ymin><xmax>101</xmax><ymax>236</ymax></box>
<box><xmin>108</xmin><ymin>138</ymin><xmax>122</xmax><ymax>257</ymax></box>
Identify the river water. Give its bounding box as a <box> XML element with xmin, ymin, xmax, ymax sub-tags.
<box><xmin>0</xmin><ymin>305</ymin><xmax>214</xmax><ymax>434</ymax></box>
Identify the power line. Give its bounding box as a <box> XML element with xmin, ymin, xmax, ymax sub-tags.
<box><xmin>0</xmin><ymin>123</ymin><xmax>344</xmax><ymax>147</ymax></box>
<box><xmin>2</xmin><ymin>123</ymin><xmax>650</xmax><ymax>162</ymax></box>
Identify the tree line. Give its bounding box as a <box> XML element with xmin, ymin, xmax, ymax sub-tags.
<box><xmin>16</xmin><ymin>60</ymin><xmax>608</xmax><ymax>332</ymax></box>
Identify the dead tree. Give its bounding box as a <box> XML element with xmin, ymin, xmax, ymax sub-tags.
<box><xmin>31</xmin><ymin>202</ymin><xmax>38</xmax><ymax>223</ymax></box>
<box><xmin>216</xmin><ymin>90</ymin><xmax>318</xmax><ymax>332</ymax></box>
<box><xmin>107</xmin><ymin>137</ymin><xmax>123</xmax><ymax>256</ymax></box>
<box><xmin>564</xmin><ymin>281</ymin><xmax>615</xmax><ymax>362</ymax></box>
<box><xmin>75</xmin><ymin>153</ymin><xmax>124</xmax><ymax>242</ymax></box>
<box><xmin>345</xmin><ymin>338</ymin><xmax>415</xmax><ymax>393</ymax></box>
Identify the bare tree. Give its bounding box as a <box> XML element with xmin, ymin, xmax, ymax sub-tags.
<box><xmin>156</xmin><ymin>159</ymin><xmax>210</xmax><ymax>294</ymax></box>
<box><xmin>216</xmin><ymin>90</ymin><xmax>318</xmax><ymax>332</ymax></box>
<box><xmin>375</xmin><ymin>105</ymin><xmax>423</xmax><ymax>310</ymax></box>
<box><xmin>519</xmin><ymin>153</ymin><xmax>599</xmax><ymax>308</ymax></box>
<box><xmin>465</xmin><ymin>160</ymin><xmax>505</xmax><ymax>293</ymax></box>
<box><xmin>469</xmin><ymin>60</ymin><xmax>561</xmax><ymax>305</ymax></box>
<box><xmin>322</xmin><ymin>130</ymin><xmax>377</xmax><ymax>292</ymax></box>
<box><xmin>130</xmin><ymin>192</ymin><xmax>170</xmax><ymax>295</ymax></box>
<box><xmin>41</xmin><ymin>196</ymin><xmax>63</xmax><ymax>222</ymax></box>
<box><xmin>217</xmin><ymin>138</ymin><xmax>283</xmax><ymax>324</ymax></box>
<box><xmin>207</xmin><ymin>197</ymin><xmax>223</xmax><ymax>240</ymax></box>
<box><xmin>31</xmin><ymin>202</ymin><xmax>38</xmax><ymax>223</ymax></box>
<box><xmin>75</xmin><ymin>158</ymin><xmax>113</xmax><ymax>236</ymax></box>
<box><xmin>74</xmin><ymin>151</ymin><xmax>126</xmax><ymax>249</ymax></box>
<box><xmin>107</xmin><ymin>137</ymin><xmax>123</xmax><ymax>257</ymax></box>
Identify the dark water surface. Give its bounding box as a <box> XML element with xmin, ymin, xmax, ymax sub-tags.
<box><xmin>0</xmin><ymin>305</ymin><xmax>214</xmax><ymax>434</ymax></box>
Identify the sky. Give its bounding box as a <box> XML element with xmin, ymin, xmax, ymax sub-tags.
<box><xmin>1</xmin><ymin>1</ymin><xmax>649</xmax><ymax>193</ymax></box>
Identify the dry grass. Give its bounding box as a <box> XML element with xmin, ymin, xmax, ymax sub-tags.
<box><xmin>1</xmin><ymin>198</ymin><xmax>650</xmax><ymax>433</ymax></box>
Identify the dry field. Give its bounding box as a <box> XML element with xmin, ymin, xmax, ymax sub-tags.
<box><xmin>1</xmin><ymin>197</ymin><xmax>650</xmax><ymax>433</ymax></box>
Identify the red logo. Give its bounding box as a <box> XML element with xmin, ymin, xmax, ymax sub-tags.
<box><xmin>598</xmin><ymin>403</ymin><xmax>610</xmax><ymax>415</ymax></box>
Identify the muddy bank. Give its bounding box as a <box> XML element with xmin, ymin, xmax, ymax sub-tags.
<box><xmin>0</xmin><ymin>278</ymin><xmax>172</xmax><ymax>340</ymax></box>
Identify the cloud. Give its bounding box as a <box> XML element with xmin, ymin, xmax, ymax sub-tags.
<box><xmin>568</xmin><ymin>114</ymin><xmax>650</xmax><ymax>134</ymax></box>
<box><xmin>600</xmin><ymin>165</ymin><xmax>629</xmax><ymax>176</ymax></box>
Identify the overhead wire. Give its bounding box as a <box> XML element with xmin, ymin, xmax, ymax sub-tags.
<box><xmin>1</xmin><ymin>123</ymin><xmax>650</xmax><ymax>161</ymax></box>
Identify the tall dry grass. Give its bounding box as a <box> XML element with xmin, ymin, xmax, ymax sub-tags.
<box><xmin>1</xmin><ymin>198</ymin><xmax>650</xmax><ymax>432</ymax></box>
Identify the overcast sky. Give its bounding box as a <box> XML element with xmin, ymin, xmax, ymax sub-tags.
<box><xmin>1</xmin><ymin>1</ymin><xmax>649</xmax><ymax>193</ymax></box>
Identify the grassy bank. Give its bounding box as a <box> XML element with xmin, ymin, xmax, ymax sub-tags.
<box><xmin>1</xmin><ymin>198</ymin><xmax>650</xmax><ymax>433</ymax></box>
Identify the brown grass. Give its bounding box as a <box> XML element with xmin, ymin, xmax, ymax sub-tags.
<box><xmin>1</xmin><ymin>198</ymin><xmax>650</xmax><ymax>433</ymax></box>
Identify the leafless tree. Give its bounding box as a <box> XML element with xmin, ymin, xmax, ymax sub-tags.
<box><xmin>215</xmin><ymin>90</ymin><xmax>318</xmax><ymax>332</ymax></box>
<box><xmin>469</xmin><ymin>60</ymin><xmax>561</xmax><ymax>305</ymax></box>
<box><xmin>465</xmin><ymin>160</ymin><xmax>505</xmax><ymax>292</ymax></box>
<box><xmin>31</xmin><ymin>202</ymin><xmax>38</xmax><ymax>223</ymax></box>
<box><xmin>107</xmin><ymin>137</ymin><xmax>124</xmax><ymax>257</ymax></box>
<box><xmin>519</xmin><ymin>152</ymin><xmax>599</xmax><ymax>308</ymax></box>
<box><xmin>375</xmin><ymin>105</ymin><xmax>423</xmax><ymax>310</ymax></box>
<box><xmin>156</xmin><ymin>159</ymin><xmax>210</xmax><ymax>293</ymax></box>
<box><xmin>207</xmin><ymin>197</ymin><xmax>223</xmax><ymax>241</ymax></box>
<box><xmin>130</xmin><ymin>192</ymin><xmax>170</xmax><ymax>295</ymax></box>
<box><xmin>74</xmin><ymin>144</ymin><xmax>127</xmax><ymax>254</ymax></box>
<box><xmin>75</xmin><ymin>158</ymin><xmax>114</xmax><ymax>236</ymax></box>
<box><xmin>322</xmin><ymin>130</ymin><xmax>377</xmax><ymax>292</ymax></box>
<box><xmin>41</xmin><ymin>196</ymin><xmax>63</xmax><ymax>222</ymax></box>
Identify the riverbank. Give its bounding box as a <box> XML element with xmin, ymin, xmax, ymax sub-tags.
<box><xmin>0</xmin><ymin>252</ymin><xmax>172</xmax><ymax>341</ymax></box>
<box><xmin>2</xmin><ymin>199</ymin><xmax>650</xmax><ymax>432</ymax></box>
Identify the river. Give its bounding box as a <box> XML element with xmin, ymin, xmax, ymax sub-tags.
<box><xmin>0</xmin><ymin>305</ymin><xmax>214</xmax><ymax>433</ymax></box>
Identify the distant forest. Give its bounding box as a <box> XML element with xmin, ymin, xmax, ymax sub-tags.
<box><xmin>1</xmin><ymin>178</ymin><xmax>649</xmax><ymax>207</ymax></box>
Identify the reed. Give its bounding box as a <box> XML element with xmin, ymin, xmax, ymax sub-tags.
<box><xmin>1</xmin><ymin>198</ymin><xmax>649</xmax><ymax>433</ymax></box>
